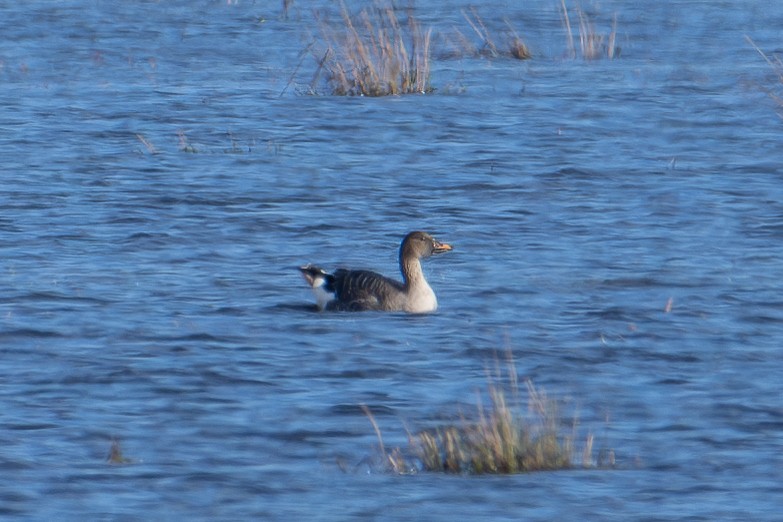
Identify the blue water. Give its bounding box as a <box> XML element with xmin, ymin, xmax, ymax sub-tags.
<box><xmin>2</xmin><ymin>1</ymin><xmax>783</xmax><ymax>520</ymax></box>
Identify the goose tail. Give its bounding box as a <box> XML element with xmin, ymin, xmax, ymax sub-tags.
<box><xmin>298</xmin><ymin>264</ymin><xmax>336</xmax><ymax>310</ymax></box>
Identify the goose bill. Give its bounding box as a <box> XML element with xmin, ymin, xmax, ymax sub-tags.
<box><xmin>433</xmin><ymin>241</ymin><xmax>452</xmax><ymax>253</ymax></box>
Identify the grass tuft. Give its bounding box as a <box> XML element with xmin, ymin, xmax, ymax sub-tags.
<box><xmin>363</xmin><ymin>358</ymin><xmax>600</xmax><ymax>475</ymax></box>
<box><xmin>509</xmin><ymin>36</ymin><xmax>532</xmax><ymax>61</ymax></box>
<box><xmin>560</xmin><ymin>0</ymin><xmax>618</xmax><ymax>60</ymax></box>
<box><xmin>406</xmin><ymin>380</ymin><xmax>576</xmax><ymax>474</ymax></box>
<box><xmin>313</xmin><ymin>2</ymin><xmax>432</xmax><ymax>96</ymax></box>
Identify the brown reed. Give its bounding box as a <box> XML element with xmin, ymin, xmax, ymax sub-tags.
<box><xmin>507</xmin><ymin>22</ymin><xmax>532</xmax><ymax>60</ymax></box>
<box><xmin>313</xmin><ymin>2</ymin><xmax>432</xmax><ymax>96</ymax></box>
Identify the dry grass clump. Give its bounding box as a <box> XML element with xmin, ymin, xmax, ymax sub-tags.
<box><xmin>509</xmin><ymin>36</ymin><xmax>533</xmax><ymax>61</ymax></box>
<box><xmin>365</xmin><ymin>371</ymin><xmax>596</xmax><ymax>475</ymax></box>
<box><xmin>411</xmin><ymin>381</ymin><xmax>575</xmax><ymax>474</ymax></box>
<box><xmin>313</xmin><ymin>2</ymin><xmax>432</xmax><ymax>96</ymax></box>
<box><xmin>560</xmin><ymin>0</ymin><xmax>618</xmax><ymax>60</ymax></box>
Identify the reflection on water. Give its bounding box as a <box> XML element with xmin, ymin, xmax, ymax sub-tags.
<box><xmin>1</xmin><ymin>0</ymin><xmax>782</xmax><ymax>520</ymax></box>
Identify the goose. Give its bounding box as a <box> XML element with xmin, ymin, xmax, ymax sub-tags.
<box><xmin>299</xmin><ymin>231</ymin><xmax>452</xmax><ymax>313</ymax></box>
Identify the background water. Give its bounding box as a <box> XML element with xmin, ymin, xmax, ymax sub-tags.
<box><xmin>2</xmin><ymin>1</ymin><xmax>783</xmax><ymax>520</ymax></box>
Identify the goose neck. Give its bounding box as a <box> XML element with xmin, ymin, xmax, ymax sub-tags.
<box><xmin>400</xmin><ymin>255</ymin><xmax>424</xmax><ymax>289</ymax></box>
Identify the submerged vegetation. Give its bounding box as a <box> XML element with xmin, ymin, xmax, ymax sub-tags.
<box><xmin>363</xmin><ymin>360</ymin><xmax>606</xmax><ymax>475</ymax></box>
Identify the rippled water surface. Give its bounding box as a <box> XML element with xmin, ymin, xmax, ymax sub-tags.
<box><xmin>2</xmin><ymin>1</ymin><xmax>783</xmax><ymax>520</ymax></box>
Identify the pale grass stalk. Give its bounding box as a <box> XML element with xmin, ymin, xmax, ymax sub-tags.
<box><xmin>582</xmin><ymin>433</ymin><xmax>594</xmax><ymax>467</ymax></box>
<box><xmin>560</xmin><ymin>0</ymin><xmax>575</xmax><ymax>59</ymax></box>
<box><xmin>463</xmin><ymin>6</ymin><xmax>498</xmax><ymax>57</ymax></box>
<box><xmin>577</xmin><ymin>8</ymin><xmax>600</xmax><ymax>59</ymax></box>
<box><xmin>448</xmin><ymin>27</ymin><xmax>478</xmax><ymax>57</ymax></box>
<box><xmin>361</xmin><ymin>404</ymin><xmax>405</xmax><ymax>473</ymax></box>
<box><xmin>560</xmin><ymin>1</ymin><xmax>617</xmax><ymax>60</ymax></box>
<box><xmin>607</xmin><ymin>13</ymin><xmax>617</xmax><ymax>60</ymax></box>
<box><xmin>342</xmin><ymin>8</ymin><xmax>376</xmax><ymax>94</ymax></box>
<box><xmin>388</xmin><ymin>9</ymin><xmax>407</xmax><ymax>94</ymax></box>
<box><xmin>746</xmin><ymin>35</ymin><xmax>783</xmax><ymax>109</ymax></box>
<box><xmin>135</xmin><ymin>133</ymin><xmax>157</xmax><ymax>154</ymax></box>
<box><xmin>417</xmin><ymin>27</ymin><xmax>433</xmax><ymax>92</ymax></box>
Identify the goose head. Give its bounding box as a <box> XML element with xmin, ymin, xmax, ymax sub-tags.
<box><xmin>400</xmin><ymin>231</ymin><xmax>453</xmax><ymax>261</ymax></box>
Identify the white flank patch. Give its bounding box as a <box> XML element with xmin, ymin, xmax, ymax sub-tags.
<box><xmin>309</xmin><ymin>275</ymin><xmax>335</xmax><ymax>311</ymax></box>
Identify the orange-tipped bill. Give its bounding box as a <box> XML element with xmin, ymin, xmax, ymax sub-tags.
<box><xmin>433</xmin><ymin>240</ymin><xmax>453</xmax><ymax>254</ymax></box>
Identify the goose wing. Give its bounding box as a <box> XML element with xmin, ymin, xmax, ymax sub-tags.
<box><xmin>331</xmin><ymin>269</ymin><xmax>405</xmax><ymax>311</ymax></box>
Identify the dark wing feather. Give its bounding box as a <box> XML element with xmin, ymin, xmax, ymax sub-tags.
<box><xmin>331</xmin><ymin>269</ymin><xmax>405</xmax><ymax>311</ymax></box>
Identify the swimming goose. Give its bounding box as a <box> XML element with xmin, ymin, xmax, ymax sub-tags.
<box><xmin>299</xmin><ymin>231</ymin><xmax>452</xmax><ymax>313</ymax></box>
